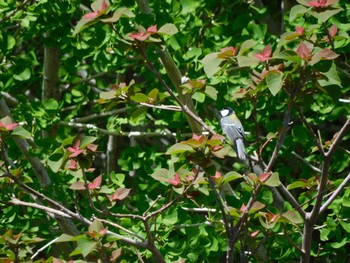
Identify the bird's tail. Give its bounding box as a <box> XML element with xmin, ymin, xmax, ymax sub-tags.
<box><xmin>236</xmin><ymin>138</ymin><xmax>246</xmax><ymax>160</ymax></box>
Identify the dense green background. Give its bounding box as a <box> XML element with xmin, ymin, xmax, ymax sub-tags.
<box><xmin>1</xmin><ymin>0</ymin><xmax>350</xmax><ymax>262</ymax></box>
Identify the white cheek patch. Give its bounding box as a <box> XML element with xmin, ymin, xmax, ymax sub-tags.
<box><xmin>220</xmin><ymin>109</ymin><xmax>230</xmax><ymax>117</ymax></box>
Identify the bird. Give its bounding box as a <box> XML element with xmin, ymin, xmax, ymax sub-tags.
<box><xmin>219</xmin><ymin>107</ymin><xmax>246</xmax><ymax>160</ymax></box>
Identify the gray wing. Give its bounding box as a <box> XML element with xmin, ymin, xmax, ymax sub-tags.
<box><xmin>220</xmin><ymin>117</ymin><xmax>246</xmax><ymax>144</ymax></box>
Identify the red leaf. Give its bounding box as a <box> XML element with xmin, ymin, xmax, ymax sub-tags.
<box><xmin>66</xmin><ymin>159</ymin><xmax>78</xmax><ymax>170</ymax></box>
<box><xmin>168</xmin><ymin>174</ymin><xmax>181</xmax><ymax>186</ymax></box>
<box><xmin>295</xmin><ymin>26</ymin><xmax>305</xmax><ymax>35</ymax></box>
<box><xmin>68</xmin><ymin>149</ymin><xmax>84</xmax><ymax>158</ymax></box>
<box><xmin>240</xmin><ymin>204</ymin><xmax>247</xmax><ymax>213</ymax></box>
<box><xmin>129</xmin><ymin>32</ymin><xmax>151</xmax><ymax>41</ymax></box>
<box><xmin>296</xmin><ymin>42</ymin><xmax>312</xmax><ymax>60</ymax></box>
<box><xmin>83</xmin><ymin>12</ymin><xmax>99</xmax><ymax>19</ymax></box>
<box><xmin>110</xmin><ymin>188</ymin><xmax>131</xmax><ymax>200</ymax></box>
<box><xmin>254</xmin><ymin>45</ymin><xmax>272</xmax><ymax>62</ymax></box>
<box><xmin>212</xmin><ymin>171</ymin><xmax>222</xmax><ymax>180</ymax></box>
<box><xmin>101</xmin><ymin>0</ymin><xmax>108</xmax><ymax>10</ymax></box>
<box><xmin>258</xmin><ymin>172</ymin><xmax>271</xmax><ymax>182</ymax></box>
<box><xmin>147</xmin><ymin>25</ymin><xmax>157</xmax><ymax>33</ymax></box>
<box><xmin>308</xmin><ymin>0</ymin><xmax>327</xmax><ymax>7</ymax></box>
<box><xmin>0</xmin><ymin>121</ymin><xmax>18</xmax><ymax>131</ymax></box>
<box><xmin>251</xmin><ymin>230</ymin><xmax>260</xmax><ymax>237</ymax></box>
<box><xmin>328</xmin><ymin>24</ymin><xmax>338</xmax><ymax>38</ymax></box>
<box><xmin>87</xmin><ymin>144</ymin><xmax>98</xmax><ymax>152</ymax></box>
<box><xmin>88</xmin><ymin>175</ymin><xmax>102</xmax><ymax>190</ymax></box>
<box><xmin>218</xmin><ymin>46</ymin><xmax>238</xmax><ymax>58</ymax></box>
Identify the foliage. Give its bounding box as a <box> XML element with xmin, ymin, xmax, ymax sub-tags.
<box><xmin>1</xmin><ymin>0</ymin><xmax>350</xmax><ymax>262</ymax></box>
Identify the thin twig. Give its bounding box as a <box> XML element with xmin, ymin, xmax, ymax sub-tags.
<box><xmin>97</xmin><ymin>217</ymin><xmax>146</xmax><ymax>241</ymax></box>
<box><xmin>282</xmin><ymin>223</ymin><xmax>302</xmax><ymax>254</ymax></box>
<box><xmin>326</xmin><ymin>118</ymin><xmax>350</xmax><ymax>157</ymax></box>
<box><xmin>320</xmin><ymin>171</ymin><xmax>350</xmax><ymax>214</ymax></box>
<box><xmin>138</xmin><ymin>46</ymin><xmax>215</xmax><ymax>135</ymax></box>
<box><xmin>9</xmin><ymin>198</ymin><xmax>72</xmax><ymax>218</ymax></box>
<box><xmin>297</xmin><ymin>106</ymin><xmax>325</xmax><ymax>157</ymax></box>
<box><xmin>31</xmin><ymin>237</ymin><xmax>59</xmax><ymax>260</ymax></box>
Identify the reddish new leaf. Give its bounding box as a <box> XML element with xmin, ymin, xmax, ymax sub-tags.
<box><xmin>255</xmin><ymin>45</ymin><xmax>272</xmax><ymax>62</ymax></box>
<box><xmin>259</xmin><ymin>172</ymin><xmax>271</xmax><ymax>182</ymax></box>
<box><xmin>328</xmin><ymin>24</ymin><xmax>338</xmax><ymax>38</ymax></box>
<box><xmin>296</xmin><ymin>42</ymin><xmax>312</xmax><ymax>60</ymax></box>
<box><xmin>295</xmin><ymin>26</ymin><xmax>305</xmax><ymax>35</ymax></box>
<box><xmin>168</xmin><ymin>174</ymin><xmax>181</xmax><ymax>186</ymax></box>
<box><xmin>88</xmin><ymin>175</ymin><xmax>102</xmax><ymax>190</ymax></box>
<box><xmin>69</xmin><ymin>182</ymin><xmax>85</xmax><ymax>190</ymax></box>
<box><xmin>110</xmin><ymin>188</ymin><xmax>131</xmax><ymax>200</ymax></box>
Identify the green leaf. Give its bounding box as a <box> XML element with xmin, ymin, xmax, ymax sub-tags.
<box><xmin>100</xmin><ymin>7</ymin><xmax>134</xmax><ymax>22</ymax></box>
<box><xmin>340</xmin><ymin>220</ymin><xmax>350</xmax><ymax>233</ymax></box>
<box><xmin>318</xmin><ymin>63</ymin><xmax>341</xmax><ymax>87</ymax></box>
<box><xmin>73</xmin><ymin>238</ymin><xmax>97</xmax><ymax>257</ymax></box>
<box><xmin>289</xmin><ymin>4</ymin><xmax>308</xmax><ymax>21</ymax></box>
<box><xmin>222</xmin><ymin>171</ymin><xmax>243</xmax><ymax>185</ymax></box>
<box><xmin>89</xmin><ymin>219</ymin><xmax>104</xmax><ymax>233</ymax></box>
<box><xmin>236</xmin><ymin>55</ymin><xmax>259</xmax><ymax>67</ymax></box>
<box><xmin>310</xmin><ymin>7</ymin><xmax>342</xmax><ymax>23</ymax></box>
<box><xmin>13</xmin><ymin>68</ymin><xmax>31</xmax><ymax>81</ymax></box>
<box><xmin>200</xmin><ymin>53</ymin><xmax>223</xmax><ymax>78</ymax></box>
<box><xmin>158</xmin><ymin>23</ymin><xmax>178</xmax><ymax>35</ymax></box>
<box><xmin>238</xmin><ymin>39</ymin><xmax>257</xmax><ymax>55</ymax></box>
<box><xmin>130</xmin><ymin>93</ymin><xmax>149</xmax><ymax>103</ymax></box>
<box><xmin>204</xmin><ymin>85</ymin><xmax>218</xmax><ymax>100</ymax></box>
<box><xmin>266</xmin><ymin>71</ymin><xmax>283</xmax><ymax>96</ymax></box>
<box><xmin>47</xmin><ymin>155</ymin><xmax>65</xmax><ymax>173</ymax></box>
<box><xmin>330</xmin><ymin>238</ymin><xmax>347</xmax><ymax>249</ymax></box>
<box><xmin>11</xmin><ymin>126</ymin><xmax>32</xmax><ymax>139</ymax></box>
<box><xmin>42</xmin><ymin>98</ymin><xmax>59</xmax><ymax>110</ymax></box>
<box><xmin>151</xmin><ymin>168</ymin><xmax>170</xmax><ymax>182</ymax></box>
<box><xmin>163</xmin><ymin>209</ymin><xmax>178</xmax><ymax>225</ymax></box>
<box><xmin>166</xmin><ymin>143</ymin><xmax>193</xmax><ymax>155</ymax></box>
<box><xmin>80</xmin><ymin>136</ymin><xmax>97</xmax><ymax>148</ymax></box>
<box><xmin>282</xmin><ymin>210</ymin><xmax>303</xmax><ymax>224</ymax></box>
<box><xmin>100</xmin><ymin>90</ymin><xmax>116</xmax><ymax>100</ymax></box>
<box><xmin>7</xmin><ymin>34</ymin><xmax>15</xmax><ymax>50</ymax></box>
<box><xmin>263</xmin><ymin>172</ymin><xmax>280</xmax><ymax>187</ymax></box>
<box><xmin>287</xmin><ymin>180</ymin><xmax>308</xmax><ymax>190</ymax></box>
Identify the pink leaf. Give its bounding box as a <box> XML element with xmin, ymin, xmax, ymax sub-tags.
<box><xmin>296</xmin><ymin>42</ymin><xmax>312</xmax><ymax>60</ymax></box>
<box><xmin>129</xmin><ymin>32</ymin><xmax>151</xmax><ymax>41</ymax></box>
<box><xmin>66</xmin><ymin>159</ymin><xmax>78</xmax><ymax>170</ymax></box>
<box><xmin>295</xmin><ymin>27</ymin><xmax>305</xmax><ymax>35</ymax></box>
<box><xmin>83</xmin><ymin>12</ymin><xmax>99</xmax><ymax>19</ymax></box>
<box><xmin>88</xmin><ymin>175</ymin><xmax>102</xmax><ymax>189</ymax></box>
<box><xmin>168</xmin><ymin>174</ymin><xmax>181</xmax><ymax>186</ymax></box>
<box><xmin>213</xmin><ymin>171</ymin><xmax>222</xmax><ymax>180</ymax></box>
<box><xmin>101</xmin><ymin>0</ymin><xmax>108</xmax><ymax>10</ymax></box>
<box><xmin>254</xmin><ymin>45</ymin><xmax>272</xmax><ymax>62</ymax></box>
<box><xmin>147</xmin><ymin>25</ymin><xmax>157</xmax><ymax>33</ymax></box>
<box><xmin>328</xmin><ymin>24</ymin><xmax>338</xmax><ymax>38</ymax></box>
<box><xmin>69</xmin><ymin>181</ymin><xmax>86</xmax><ymax>190</ymax></box>
<box><xmin>68</xmin><ymin>149</ymin><xmax>84</xmax><ymax>158</ymax></box>
<box><xmin>219</xmin><ymin>46</ymin><xmax>238</xmax><ymax>58</ymax></box>
<box><xmin>259</xmin><ymin>172</ymin><xmax>271</xmax><ymax>182</ymax></box>
<box><xmin>110</xmin><ymin>188</ymin><xmax>131</xmax><ymax>201</ymax></box>
<box><xmin>87</xmin><ymin>144</ymin><xmax>98</xmax><ymax>152</ymax></box>
<box><xmin>0</xmin><ymin>121</ymin><xmax>18</xmax><ymax>131</ymax></box>
<box><xmin>308</xmin><ymin>0</ymin><xmax>327</xmax><ymax>7</ymax></box>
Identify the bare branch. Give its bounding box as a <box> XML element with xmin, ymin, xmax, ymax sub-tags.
<box><xmin>320</xmin><ymin>171</ymin><xmax>350</xmax><ymax>214</ymax></box>
<box><xmin>9</xmin><ymin>198</ymin><xmax>72</xmax><ymax>218</ymax></box>
<box><xmin>326</xmin><ymin>118</ymin><xmax>350</xmax><ymax>157</ymax></box>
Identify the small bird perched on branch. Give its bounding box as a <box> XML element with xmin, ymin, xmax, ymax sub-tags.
<box><xmin>219</xmin><ymin>107</ymin><xmax>246</xmax><ymax>160</ymax></box>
